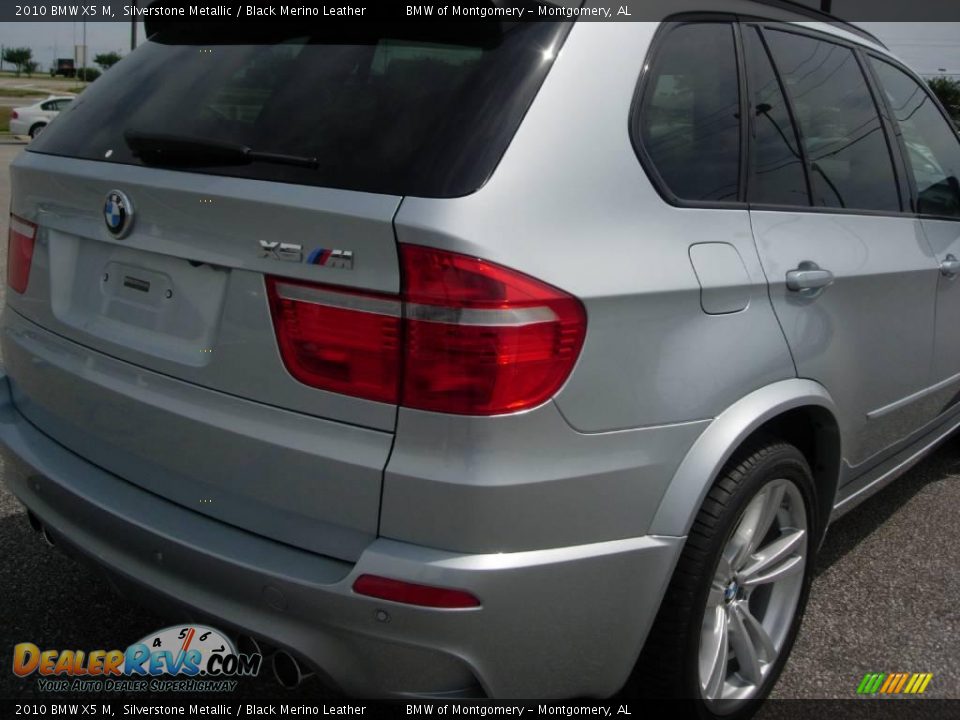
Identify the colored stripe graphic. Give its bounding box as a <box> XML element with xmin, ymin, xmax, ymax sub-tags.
<box><xmin>892</xmin><ymin>673</ymin><xmax>909</xmax><ymax>693</ymax></box>
<box><xmin>879</xmin><ymin>674</ymin><xmax>896</xmax><ymax>693</ymax></box>
<box><xmin>857</xmin><ymin>672</ymin><xmax>932</xmax><ymax>694</ymax></box>
<box><xmin>857</xmin><ymin>673</ymin><xmax>885</xmax><ymax>694</ymax></box>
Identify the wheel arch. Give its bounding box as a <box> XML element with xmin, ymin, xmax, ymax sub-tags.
<box><xmin>651</xmin><ymin>379</ymin><xmax>842</xmax><ymax>542</ymax></box>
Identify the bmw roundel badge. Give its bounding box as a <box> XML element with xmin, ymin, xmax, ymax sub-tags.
<box><xmin>103</xmin><ymin>190</ymin><xmax>134</xmax><ymax>238</ymax></box>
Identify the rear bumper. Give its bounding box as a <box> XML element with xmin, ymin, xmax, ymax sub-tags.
<box><xmin>8</xmin><ymin>119</ymin><xmax>30</xmax><ymax>136</ymax></box>
<box><xmin>0</xmin><ymin>376</ymin><xmax>683</xmax><ymax>698</ymax></box>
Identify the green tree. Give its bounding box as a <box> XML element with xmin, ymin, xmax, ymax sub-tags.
<box><xmin>928</xmin><ymin>76</ymin><xmax>960</xmax><ymax>125</ymax></box>
<box><xmin>77</xmin><ymin>67</ymin><xmax>101</xmax><ymax>82</ymax></box>
<box><xmin>2</xmin><ymin>47</ymin><xmax>33</xmax><ymax>77</ymax></box>
<box><xmin>94</xmin><ymin>52</ymin><xmax>122</xmax><ymax>71</ymax></box>
<box><xmin>23</xmin><ymin>60</ymin><xmax>38</xmax><ymax>77</ymax></box>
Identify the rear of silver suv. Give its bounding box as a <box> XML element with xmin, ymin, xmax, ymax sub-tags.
<box><xmin>4</xmin><ymin>2</ymin><xmax>960</xmax><ymax>715</ymax></box>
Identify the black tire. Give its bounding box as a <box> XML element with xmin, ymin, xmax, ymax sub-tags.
<box><xmin>628</xmin><ymin>439</ymin><xmax>819</xmax><ymax>719</ymax></box>
<box><xmin>29</xmin><ymin>123</ymin><xmax>46</xmax><ymax>140</ymax></box>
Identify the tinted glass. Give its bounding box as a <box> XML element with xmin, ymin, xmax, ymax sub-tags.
<box><xmin>639</xmin><ymin>23</ymin><xmax>741</xmax><ymax>202</ymax></box>
<box><xmin>744</xmin><ymin>28</ymin><xmax>809</xmax><ymax>206</ymax></box>
<box><xmin>28</xmin><ymin>22</ymin><xmax>570</xmax><ymax>198</ymax></box>
<box><xmin>872</xmin><ymin>59</ymin><xmax>960</xmax><ymax>218</ymax></box>
<box><xmin>765</xmin><ymin>30</ymin><xmax>900</xmax><ymax>212</ymax></box>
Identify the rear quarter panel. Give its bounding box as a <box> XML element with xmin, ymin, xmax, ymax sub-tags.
<box><xmin>385</xmin><ymin>20</ymin><xmax>796</xmax><ymax>552</ymax></box>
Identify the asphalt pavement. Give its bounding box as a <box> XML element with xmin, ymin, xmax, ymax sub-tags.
<box><xmin>0</xmin><ymin>141</ymin><xmax>956</xmax><ymax>703</ymax></box>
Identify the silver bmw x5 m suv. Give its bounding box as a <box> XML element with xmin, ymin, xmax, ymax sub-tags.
<box><xmin>2</xmin><ymin>1</ymin><xmax>959</xmax><ymax>715</ymax></box>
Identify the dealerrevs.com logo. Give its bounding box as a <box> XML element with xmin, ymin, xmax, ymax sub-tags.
<box><xmin>13</xmin><ymin>625</ymin><xmax>262</xmax><ymax>692</ymax></box>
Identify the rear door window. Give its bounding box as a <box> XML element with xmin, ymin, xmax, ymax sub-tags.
<box><xmin>763</xmin><ymin>29</ymin><xmax>901</xmax><ymax>213</ymax></box>
<box><xmin>637</xmin><ymin>22</ymin><xmax>742</xmax><ymax>203</ymax></box>
<box><xmin>871</xmin><ymin>58</ymin><xmax>960</xmax><ymax>219</ymax></box>
<box><xmin>28</xmin><ymin>22</ymin><xmax>570</xmax><ymax>198</ymax></box>
<box><xmin>743</xmin><ymin>27</ymin><xmax>809</xmax><ymax>206</ymax></box>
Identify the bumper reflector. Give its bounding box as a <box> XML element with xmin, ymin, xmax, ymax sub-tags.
<box><xmin>352</xmin><ymin>574</ymin><xmax>481</xmax><ymax>609</ymax></box>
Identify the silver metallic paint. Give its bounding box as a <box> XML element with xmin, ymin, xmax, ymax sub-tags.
<box><xmin>0</xmin><ymin>6</ymin><xmax>956</xmax><ymax>700</ymax></box>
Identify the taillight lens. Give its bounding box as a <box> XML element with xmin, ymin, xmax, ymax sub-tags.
<box><xmin>265</xmin><ymin>278</ymin><xmax>401</xmax><ymax>404</ymax></box>
<box><xmin>352</xmin><ymin>574</ymin><xmax>481</xmax><ymax>608</ymax></box>
<box><xmin>7</xmin><ymin>214</ymin><xmax>37</xmax><ymax>294</ymax></box>
<box><xmin>400</xmin><ymin>244</ymin><xmax>586</xmax><ymax>415</ymax></box>
<box><xmin>10</xmin><ymin>111</ymin><xmax>18</xmax><ymax>120</ymax></box>
<box><xmin>266</xmin><ymin>245</ymin><xmax>586</xmax><ymax>415</ymax></box>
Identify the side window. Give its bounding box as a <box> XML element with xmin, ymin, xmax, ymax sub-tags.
<box><xmin>764</xmin><ymin>30</ymin><xmax>900</xmax><ymax>213</ymax></box>
<box><xmin>871</xmin><ymin>59</ymin><xmax>960</xmax><ymax>218</ymax></box>
<box><xmin>638</xmin><ymin>23</ymin><xmax>741</xmax><ymax>203</ymax></box>
<box><xmin>743</xmin><ymin>27</ymin><xmax>809</xmax><ymax>206</ymax></box>
<box><xmin>40</xmin><ymin>101</ymin><xmax>56</xmax><ymax>111</ymax></box>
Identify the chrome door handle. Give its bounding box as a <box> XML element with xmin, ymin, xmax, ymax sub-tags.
<box><xmin>940</xmin><ymin>254</ymin><xmax>960</xmax><ymax>277</ymax></box>
<box><xmin>785</xmin><ymin>262</ymin><xmax>834</xmax><ymax>292</ymax></box>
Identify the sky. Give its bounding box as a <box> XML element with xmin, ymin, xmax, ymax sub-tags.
<box><xmin>860</xmin><ymin>22</ymin><xmax>960</xmax><ymax>76</ymax></box>
<box><xmin>0</xmin><ymin>20</ymin><xmax>957</xmax><ymax>78</ymax></box>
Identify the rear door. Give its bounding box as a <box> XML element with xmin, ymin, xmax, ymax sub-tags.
<box><xmin>743</xmin><ymin>24</ymin><xmax>940</xmax><ymax>470</ymax></box>
<box><xmin>867</xmin><ymin>56</ymin><xmax>960</xmax><ymax>416</ymax></box>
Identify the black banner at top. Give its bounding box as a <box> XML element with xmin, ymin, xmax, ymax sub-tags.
<box><xmin>3</xmin><ymin>0</ymin><xmax>960</xmax><ymax>23</ymax></box>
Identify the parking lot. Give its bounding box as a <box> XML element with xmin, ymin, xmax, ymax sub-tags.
<box><xmin>0</xmin><ymin>140</ymin><xmax>956</xmax><ymax>702</ymax></box>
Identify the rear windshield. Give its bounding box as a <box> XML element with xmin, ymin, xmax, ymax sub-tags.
<box><xmin>29</xmin><ymin>21</ymin><xmax>570</xmax><ymax>198</ymax></box>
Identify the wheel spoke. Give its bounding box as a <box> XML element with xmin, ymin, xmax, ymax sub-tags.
<box><xmin>707</xmin><ymin>582</ymin><xmax>726</xmax><ymax>608</ymax></box>
<box><xmin>702</xmin><ymin>606</ymin><xmax>730</xmax><ymax>698</ymax></box>
<box><xmin>741</xmin><ymin>554</ymin><xmax>804</xmax><ymax>587</ymax></box>
<box><xmin>727</xmin><ymin>493</ymin><xmax>765</xmax><ymax>569</ymax></box>
<box><xmin>729</xmin><ymin>483</ymin><xmax>786</xmax><ymax>571</ymax></box>
<box><xmin>740</xmin><ymin>529</ymin><xmax>806</xmax><ymax>581</ymax></box>
<box><xmin>735</xmin><ymin>603</ymin><xmax>777</xmax><ymax>662</ymax></box>
<box><xmin>728</xmin><ymin>603</ymin><xmax>763</xmax><ymax>686</ymax></box>
<box><xmin>754</xmin><ymin>483</ymin><xmax>787</xmax><ymax>551</ymax></box>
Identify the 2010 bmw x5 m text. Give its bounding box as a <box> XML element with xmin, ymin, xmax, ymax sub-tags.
<box><xmin>2</xmin><ymin>2</ymin><xmax>959</xmax><ymax>716</ymax></box>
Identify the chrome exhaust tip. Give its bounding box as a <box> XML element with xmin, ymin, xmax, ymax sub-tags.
<box><xmin>40</xmin><ymin>524</ymin><xmax>56</xmax><ymax>548</ymax></box>
<box><xmin>272</xmin><ymin>650</ymin><xmax>313</xmax><ymax>689</ymax></box>
<box><xmin>237</xmin><ymin>635</ymin><xmax>268</xmax><ymax>658</ymax></box>
<box><xmin>25</xmin><ymin>510</ymin><xmax>42</xmax><ymax>534</ymax></box>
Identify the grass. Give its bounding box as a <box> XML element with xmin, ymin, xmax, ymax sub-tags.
<box><xmin>0</xmin><ymin>107</ymin><xmax>12</xmax><ymax>133</ymax></box>
<box><xmin>0</xmin><ymin>88</ymin><xmax>45</xmax><ymax>98</ymax></box>
<box><xmin>0</xmin><ymin>70</ymin><xmax>74</xmax><ymax>80</ymax></box>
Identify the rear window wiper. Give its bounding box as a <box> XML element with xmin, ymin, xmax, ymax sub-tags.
<box><xmin>124</xmin><ymin>130</ymin><xmax>319</xmax><ymax>170</ymax></box>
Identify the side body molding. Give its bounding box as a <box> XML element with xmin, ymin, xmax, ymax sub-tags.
<box><xmin>650</xmin><ymin>379</ymin><xmax>839</xmax><ymax>538</ymax></box>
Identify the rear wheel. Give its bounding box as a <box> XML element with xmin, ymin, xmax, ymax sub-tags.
<box><xmin>632</xmin><ymin>440</ymin><xmax>817</xmax><ymax>718</ymax></box>
<box><xmin>29</xmin><ymin>123</ymin><xmax>46</xmax><ymax>139</ymax></box>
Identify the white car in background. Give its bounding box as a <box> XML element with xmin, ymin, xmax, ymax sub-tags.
<box><xmin>9</xmin><ymin>96</ymin><xmax>74</xmax><ymax>139</ymax></box>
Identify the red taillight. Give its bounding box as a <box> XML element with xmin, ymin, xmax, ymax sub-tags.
<box><xmin>266</xmin><ymin>245</ymin><xmax>586</xmax><ymax>415</ymax></box>
<box><xmin>352</xmin><ymin>574</ymin><xmax>481</xmax><ymax>609</ymax></box>
<box><xmin>10</xmin><ymin>111</ymin><xmax>18</xmax><ymax>120</ymax></box>
<box><xmin>265</xmin><ymin>277</ymin><xmax>401</xmax><ymax>404</ymax></box>
<box><xmin>7</xmin><ymin>214</ymin><xmax>37</xmax><ymax>294</ymax></box>
<box><xmin>399</xmin><ymin>244</ymin><xmax>587</xmax><ymax>415</ymax></box>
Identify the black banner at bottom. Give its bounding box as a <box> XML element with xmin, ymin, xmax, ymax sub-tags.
<box><xmin>3</xmin><ymin>699</ymin><xmax>960</xmax><ymax>720</ymax></box>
